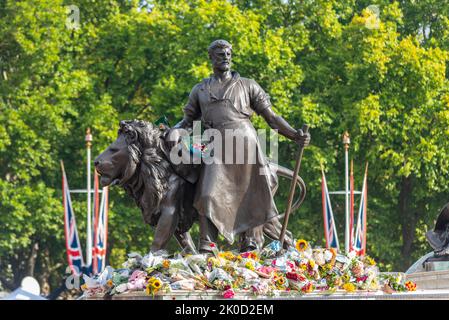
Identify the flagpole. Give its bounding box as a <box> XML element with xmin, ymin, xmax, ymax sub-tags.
<box><xmin>350</xmin><ymin>159</ymin><xmax>354</xmax><ymax>252</ymax></box>
<box><xmin>343</xmin><ymin>131</ymin><xmax>350</xmax><ymax>254</ymax></box>
<box><xmin>363</xmin><ymin>162</ymin><xmax>368</xmax><ymax>255</ymax></box>
<box><xmin>85</xmin><ymin>128</ymin><xmax>93</xmax><ymax>268</ymax></box>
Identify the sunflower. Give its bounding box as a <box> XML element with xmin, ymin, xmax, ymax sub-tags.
<box><xmin>145</xmin><ymin>283</ymin><xmax>152</xmax><ymax>295</ymax></box>
<box><xmin>152</xmin><ymin>279</ymin><xmax>162</xmax><ymax>290</ymax></box>
<box><xmin>342</xmin><ymin>283</ymin><xmax>356</xmax><ymax>292</ymax></box>
<box><xmin>296</xmin><ymin>239</ymin><xmax>309</xmax><ymax>252</ymax></box>
<box><xmin>275</xmin><ymin>276</ymin><xmax>286</xmax><ymax>286</ymax></box>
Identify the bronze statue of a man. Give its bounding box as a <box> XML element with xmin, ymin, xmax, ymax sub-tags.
<box><xmin>168</xmin><ymin>40</ymin><xmax>310</xmax><ymax>253</ymax></box>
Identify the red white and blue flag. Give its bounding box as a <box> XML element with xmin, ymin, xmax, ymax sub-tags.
<box><xmin>321</xmin><ymin>168</ymin><xmax>340</xmax><ymax>250</ymax></box>
<box><xmin>92</xmin><ymin>171</ymin><xmax>109</xmax><ymax>274</ymax></box>
<box><xmin>61</xmin><ymin>161</ymin><xmax>84</xmax><ymax>276</ymax></box>
<box><xmin>353</xmin><ymin>163</ymin><xmax>368</xmax><ymax>256</ymax></box>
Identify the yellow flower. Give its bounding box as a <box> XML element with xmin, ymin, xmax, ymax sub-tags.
<box><xmin>208</xmin><ymin>257</ymin><xmax>221</xmax><ymax>267</ymax></box>
<box><xmin>342</xmin><ymin>283</ymin><xmax>356</xmax><ymax>292</ymax></box>
<box><xmin>274</xmin><ymin>274</ymin><xmax>286</xmax><ymax>286</ymax></box>
<box><xmin>309</xmin><ymin>259</ymin><xmax>316</xmax><ymax>269</ymax></box>
<box><xmin>106</xmin><ymin>279</ymin><xmax>113</xmax><ymax>287</ymax></box>
<box><xmin>152</xmin><ymin>279</ymin><xmax>162</xmax><ymax>290</ymax></box>
<box><xmin>245</xmin><ymin>261</ymin><xmax>255</xmax><ymax>271</ymax></box>
<box><xmin>364</xmin><ymin>256</ymin><xmax>376</xmax><ymax>266</ymax></box>
<box><xmin>296</xmin><ymin>239</ymin><xmax>308</xmax><ymax>252</ymax></box>
<box><xmin>320</xmin><ymin>263</ymin><xmax>332</xmax><ymax>272</ymax></box>
<box><xmin>81</xmin><ymin>284</ymin><xmax>88</xmax><ymax>291</ymax></box>
<box><xmin>162</xmin><ymin>260</ymin><xmax>171</xmax><ymax>268</ymax></box>
<box><xmin>146</xmin><ymin>277</ymin><xmax>162</xmax><ymax>295</ymax></box>
<box><xmin>218</xmin><ymin>251</ymin><xmax>236</xmax><ymax>261</ymax></box>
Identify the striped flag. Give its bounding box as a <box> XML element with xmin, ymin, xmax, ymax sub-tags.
<box><xmin>353</xmin><ymin>163</ymin><xmax>368</xmax><ymax>256</ymax></box>
<box><xmin>92</xmin><ymin>171</ymin><xmax>109</xmax><ymax>274</ymax></box>
<box><xmin>321</xmin><ymin>167</ymin><xmax>340</xmax><ymax>249</ymax></box>
<box><xmin>61</xmin><ymin>161</ymin><xmax>84</xmax><ymax>275</ymax></box>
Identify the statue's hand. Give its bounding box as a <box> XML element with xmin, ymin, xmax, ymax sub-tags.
<box><xmin>295</xmin><ymin>128</ymin><xmax>311</xmax><ymax>147</ymax></box>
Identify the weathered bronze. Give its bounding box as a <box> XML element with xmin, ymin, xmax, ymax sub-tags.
<box><xmin>426</xmin><ymin>202</ymin><xmax>449</xmax><ymax>256</ymax></box>
<box><xmin>95</xmin><ymin>120</ymin><xmax>306</xmax><ymax>253</ymax></box>
<box><xmin>168</xmin><ymin>39</ymin><xmax>310</xmax><ymax>253</ymax></box>
<box><xmin>95</xmin><ymin>39</ymin><xmax>310</xmax><ymax>254</ymax></box>
<box><xmin>95</xmin><ymin>120</ymin><xmax>198</xmax><ymax>254</ymax></box>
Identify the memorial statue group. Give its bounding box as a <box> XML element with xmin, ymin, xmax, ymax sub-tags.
<box><xmin>94</xmin><ymin>40</ymin><xmax>311</xmax><ymax>255</ymax></box>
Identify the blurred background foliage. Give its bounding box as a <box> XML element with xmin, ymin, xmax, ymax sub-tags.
<box><xmin>1</xmin><ymin>0</ymin><xmax>449</xmax><ymax>294</ymax></box>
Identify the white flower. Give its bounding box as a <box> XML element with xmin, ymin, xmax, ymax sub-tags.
<box><xmin>324</xmin><ymin>250</ymin><xmax>333</xmax><ymax>261</ymax></box>
<box><xmin>82</xmin><ymin>274</ymin><xmax>100</xmax><ymax>289</ymax></box>
<box><xmin>115</xmin><ymin>283</ymin><xmax>128</xmax><ymax>293</ymax></box>
<box><xmin>347</xmin><ymin>250</ymin><xmax>356</xmax><ymax>259</ymax></box>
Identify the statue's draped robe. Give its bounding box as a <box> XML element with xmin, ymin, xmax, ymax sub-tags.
<box><xmin>183</xmin><ymin>71</ymin><xmax>278</xmax><ymax>243</ymax></box>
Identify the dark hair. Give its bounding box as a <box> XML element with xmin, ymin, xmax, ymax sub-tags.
<box><xmin>208</xmin><ymin>39</ymin><xmax>232</xmax><ymax>55</ymax></box>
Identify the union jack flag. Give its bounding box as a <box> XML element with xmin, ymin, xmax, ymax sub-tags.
<box><xmin>92</xmin><ymin>171</ymin><xmax>109</xmax><ymax>274</ymax></box>
<box><xmin>61</xmin><ymin>161</ymin><xmax>84</xmax><ymax>276</ymax></box>
<box><xmin>321</xmin><ymin>168</ymin><xmax>340</xmax><ymax>250</ymax></box>
<box><xmin>353</xmin><ymin>163</ymin><xmax>368</xmax><ymax>256</ymax></box>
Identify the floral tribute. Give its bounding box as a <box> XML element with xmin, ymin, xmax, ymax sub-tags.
<box><xmin>80</xmin><ymin>240</ymin><xmax>417</xmax><ymax>298</ymax></box>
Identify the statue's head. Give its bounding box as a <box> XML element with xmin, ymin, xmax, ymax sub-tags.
<box><xmin>94</xmin><ymin>120</ymin><xmax>164</xmax><ymax>187</ymax></box>
<box><xmin>208</xmin><ymin>39</ymin><xmax>232</xmax><ymax>72</ymax></box>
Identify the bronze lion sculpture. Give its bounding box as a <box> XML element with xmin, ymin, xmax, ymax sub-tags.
<box><xmin>94</xmin><ymin>120</ymin><xmax>305</xmax><ymax>254</ymax></box>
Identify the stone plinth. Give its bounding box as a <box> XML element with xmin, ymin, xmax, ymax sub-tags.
<box><xmin>83</xmin><ymin>289</ymin><xmax>449</xmax><ymax>300</ymax></box>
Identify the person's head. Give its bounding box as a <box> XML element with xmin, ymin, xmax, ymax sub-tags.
<box><xmin>208</xmin><ymin>39</ymin><xmax>232</xmax><ymax>72</ymax></box>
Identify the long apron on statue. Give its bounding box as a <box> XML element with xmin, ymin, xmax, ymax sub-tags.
<box><xmin>190</xmin><ymin>73</ymin><xmax>278</xmax><ymax>243</ymax></box>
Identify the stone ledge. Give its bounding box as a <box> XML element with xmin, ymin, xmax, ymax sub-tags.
<box><xmin>82</xmin><ymin>289</ymin><xmax>449</xmax><ymax>300</ymax></box>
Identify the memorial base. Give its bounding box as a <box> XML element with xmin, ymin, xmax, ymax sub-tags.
<box><xmin>83</xmin><ymin>289</ymin><xmax>449</xmax><ymax>300</ymax></box>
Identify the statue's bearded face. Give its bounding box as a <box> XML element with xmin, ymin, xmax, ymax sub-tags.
<box><xmin>210</xmin><ymin>47</ymin><xmax>232</xmax><ymax>72</ymax></box>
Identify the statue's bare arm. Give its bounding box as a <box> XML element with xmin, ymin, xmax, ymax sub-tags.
<box><xmin>259</xmin><ymin>107</ymin><xmax>311</xmax><ymax>146</ymax></box>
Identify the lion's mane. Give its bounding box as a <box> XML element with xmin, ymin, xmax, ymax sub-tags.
<box><xmin>117</xmin><ymin>120</ymin><xmax>172</xmax><ymax>225</ymax></box>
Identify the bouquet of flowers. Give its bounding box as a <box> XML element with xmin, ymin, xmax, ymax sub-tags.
<box><xmin>80</xmin><ymin>239</ymin><xmax>412</xmax><ymax>298</ymax></box>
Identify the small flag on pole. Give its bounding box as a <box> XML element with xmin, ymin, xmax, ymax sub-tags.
<box><xmin>92</xmin><ymin>170</ymin><xmax>109</xmax><ymax>274</ymax></box>
<box><xmin>321</xmin><ymin>167</ymin><xmax>340</xmax><ymax>250</ymax></box>
<box><xmin>61</xmin><ymin>161</ymin><xmax>84</xmax><ymax>275</ymax></box>
<box><xmin>354</xmin><ymin>163</ymin><xmax>368</xmax><ymax>256</ymax></box>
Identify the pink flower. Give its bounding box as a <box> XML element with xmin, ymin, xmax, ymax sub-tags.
<box><xmin>257</xmin><ymin>266</ymin><xmax>276</xmax><ymax>274</ymax></box>
<box><xmin>223</xmin><ymin>289</ymin><xmax>235</xmax><ymax>299</ymax></box>
<box><xmin>129</xmin><ymin>270</ymin><xmax>146</xmax><ymax>282</ymax></box>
